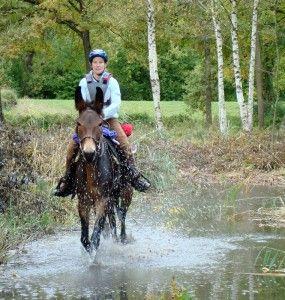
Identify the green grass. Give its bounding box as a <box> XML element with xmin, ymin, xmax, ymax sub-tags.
<box><xmin>5</xmin><ymin>98</ymin><xmax>240</xmax><ymax>123</ymax></box>
<box><xmin>3</xmin><ymin>99</ymin><xmax>246</xmax><ymax>138</ymax></box>
<box><xmin>4</xmin><ymin>98</ymin><xmax>285</xmax><ymax>130</ymax></box>
<box><xmin>6</xmin><ymin>98</ymin><xmax>190</xmax><ymax>118</ymax></box>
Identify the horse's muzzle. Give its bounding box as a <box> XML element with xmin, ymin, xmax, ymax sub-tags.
<box><xmin>83</xmin><ymin>150</ymin><xmax>96</xmax><ymax>163</ymax></box>
<box><xmin>81</xmin><ymin>138</ymin><xmax>97</xmax><ymax>163</ymax></box>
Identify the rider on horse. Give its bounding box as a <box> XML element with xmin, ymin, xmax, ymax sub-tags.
<box><xmin>54</xmin><ymin>49</ymin><xmax>151</xmax><ymax>197</ymax></box>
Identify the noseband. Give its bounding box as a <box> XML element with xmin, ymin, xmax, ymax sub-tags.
<box><xmin>78</xmin><ymin>135</ymin><xmax>102</xmax><ymax>163</ymax></box>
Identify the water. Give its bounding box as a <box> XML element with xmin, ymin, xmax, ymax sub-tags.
<box><xmin>0</xmin><ymin>185</ymin><xmax>285</xmax><ymax>299</ymax></box>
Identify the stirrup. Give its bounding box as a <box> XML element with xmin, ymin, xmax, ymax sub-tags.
<box><xmin>53</xmin><ymin>177</ymin><xmax>74</xmax><ymax>197</ymax></box>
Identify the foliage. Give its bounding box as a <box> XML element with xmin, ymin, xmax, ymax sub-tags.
<box><xmin>109</xmin><ymin>50</ymin><xmax>151</xmax><ymax>101</ymax></box>
<box><xmin>170</xmin><ymin>277</ymin><xmax>193</xmax><ymax>300</ymax></box>
<box><xmin>0</xmin><ymin>88</ymin><xmax>18</xmax><ymax>109</ymax></box>
<box><xmin>255</xmin><ymin>246</ymin><xmax>285</xmax><ymax>272</ymax></box>
<box><xmin>183</xmin><ymin>63</ymin><xmax>204</xmax><ymax>110</ymax></box>
<box><xmin>159</xmin><ymin>44</ymin><xmax>201</xmax><ymax>101</ymax></box>
<box><xmin>4</xmin><ymin>32</ymin><xmax>84</xmax><ymax>99</ymax></box>
<box><xmin>0</xmin><ymin>123</ymin><xmax>77</xmax><ymax>263</ymax></box>
<box><xmin>180</xmin><ymin>131</ymin><xmax>285</xmax><ymax>173</ymax></box>
<box><xmin>0</xmin><ymin>1</ymin><xmax>284</xmax><ymax>121</ymax></box>
<box><xmin>254</xmin><ymin>101</ymin><xmax>285</xmax><ymax>128</ymax></box>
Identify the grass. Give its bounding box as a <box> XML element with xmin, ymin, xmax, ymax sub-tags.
<box><xmin>5</xmin><ymin>98</ymin><xmax>239</xmax><ymax>120</ymax></box>
<box><xmin>255</xmin><ymin>246</ymin><xmax>285</xmax><ymax>273</ymax></box>
<box><xmin>4</xmin><ymin>98</ymin><xmax>243</xmax><ymax>136</ymax></box>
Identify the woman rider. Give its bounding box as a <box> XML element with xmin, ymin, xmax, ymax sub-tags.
<box><xmin>54</xmin><ymin>49</ymin><xmax>150</xmax><ymax>197</ymax></box>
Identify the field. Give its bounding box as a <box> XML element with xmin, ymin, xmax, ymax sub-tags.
<box><xmin>5</xmin><ymin>98</ymin><xmax>240</xmax><ymax>121</ymax></box>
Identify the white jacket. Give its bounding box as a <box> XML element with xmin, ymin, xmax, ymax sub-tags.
<box><xmin>79</xmin><ymin>74</ymin><xmax>121</xmax><ymax>120</ymax></box>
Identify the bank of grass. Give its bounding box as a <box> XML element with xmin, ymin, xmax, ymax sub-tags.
<box><xmin>5</xmin><ymin>98</ymin><xmax>241</xmax><ymax>131</ymax></box>
<box><xmin>0</xmin><ymin>125</ymin><xmax>77</xmax><ymax>264</ymax></box>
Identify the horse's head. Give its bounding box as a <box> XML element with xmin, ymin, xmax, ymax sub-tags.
<box><xmin>74</xmin><ymin>86</ymin><xmax>104</xmax><ymax>163</ymax></box>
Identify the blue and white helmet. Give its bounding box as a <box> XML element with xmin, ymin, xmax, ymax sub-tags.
<box><xmin>88</xmin><ymin>49</ymin><xmax>108</xmax><ymax>63</ymax></box>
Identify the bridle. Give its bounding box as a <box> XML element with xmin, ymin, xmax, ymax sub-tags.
<box><xmin>76</xmin><ymin>109</ymin><xmax>105</xmax><ymax>163</ymax></box>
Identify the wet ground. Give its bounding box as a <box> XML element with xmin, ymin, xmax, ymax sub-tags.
<box><xmin>0</xmin><ymin>185</ymin><xmax>285</xmax><ymax>299</ymax></box>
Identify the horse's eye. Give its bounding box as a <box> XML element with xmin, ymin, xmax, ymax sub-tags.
<box><xmin>77</xmin><ymin>121</ymin><xmax>82</xmax><ymax>127</ymax></box>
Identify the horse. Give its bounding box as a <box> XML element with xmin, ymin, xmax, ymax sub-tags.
<box><xmin>74</xmin><ymin>86</ymin><xmax>133</xmax><ymax>253</ymax></box>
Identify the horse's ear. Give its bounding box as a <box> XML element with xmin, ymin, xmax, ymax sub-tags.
<box><xmin>93</xmin><ymin>87</ymin><xmax>104</xmax><ymax>115</ymax></box>
<box><xmin>75</xmin><ymin>86</ymin><xmax>87</xmax><ymax>112</ymax></box>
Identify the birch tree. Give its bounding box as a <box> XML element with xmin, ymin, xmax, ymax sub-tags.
<box><xmin>247</xmin><ymin>0</ymin><xmax>260</xmax><ymax>131</ymax></box>
<box><xmin>230</xmin><ymin>0</ymin><xmax>260</xmax><ymax>132</ymax></box>
<box><xmin>211</xmin><ymin>0</ymin><xmax>228</xmax><ymax>136</ymax></box>
<box><xmin>146</xmin><ymin>0</ymin><xmax>163</xmax><ymax>131</ymax></box>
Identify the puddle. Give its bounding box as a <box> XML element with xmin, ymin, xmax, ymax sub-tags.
<box><xmin>0</xmin><ymin>185</ymin><xmax>285</xmax><ymax>299</ymax></box>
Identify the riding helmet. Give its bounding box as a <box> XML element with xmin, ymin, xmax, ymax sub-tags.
<box><xmin>89</xmin><ymin>49</ymin><xmax>108</xmax><ymax>63</ymax></box>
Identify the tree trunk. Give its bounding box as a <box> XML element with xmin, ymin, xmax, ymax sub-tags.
<box><xmin>211</xmin><ymin>0</ymin><xmax>228</xmax><ymax>136</ymax></box>
<box><xmin>23</xmin><ymin>51</ymin><xmax>35</xmax><ymax>96</ymax></box>
<box><xmin>255</xmin><ymin>26</ymin><xmax>264</xmax><ymax>128</ymax></box>
<box><xmin>25</xmin><ymin>51</ymin><xmax>35</xmax><ymax>73</ymax></box>
<box><xmin>204</xmin><ymin>36</ymin><xmax>213</xmax><ymax>127</ymax></box>
<box><xmin>247</xmin><ymin>0</ymin><xmax>260</xmax><ymax>131</ymax></box>
<box><xmin>230</xmin><ymin>0</ymin><xmax>249</xmax><ymax>132</ymax></box>
<box><xmin>146</xmin><ymin>0</ymin><xmax>163</xmax><ymax>131</ymax></box>
<box><xmin>0</xmin><ymin>89</ymin><xmax>4</xmax><ymax>125</ymax></box>
<box><xmin>81</xmin><ymin>30</ymin><xmax>91</xmax><ymax>72</ymax></box>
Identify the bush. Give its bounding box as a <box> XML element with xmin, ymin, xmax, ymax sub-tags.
<box><xmin>1</xmin><ymin>88</ymin><xmax>18</xmax><ymax>109</ymax></box>
<box><xmin>253</xmin><ymin>101</ymin><xmax>285</xmax><ymax>128</ymax></box>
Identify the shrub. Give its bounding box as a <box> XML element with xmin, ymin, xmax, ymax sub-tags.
<box><xmin>1</xmin><ymin>88</ymin><xmax>18</xmax><ymax>109</ymax></box>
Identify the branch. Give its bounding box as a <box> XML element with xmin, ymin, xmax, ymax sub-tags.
<box><xmin>57</xmin><ymin>19</ymin><xmax>82</xmax><ymax>36</ymax></box>
<box><xmin>276</xmin><ymin>9</ymin><xmax>285</xmax><ymax>15</ymax></box>
<box><xmin>21</xmin><ymin>0</ymin><xmax>40</xmax><ymax>5</ymax></box>
<box><xmin>78</xmin><ymin>0</ymin><xmax>84</xmax><ymax>11</ymax></box>
<box><xmin>67</xmin><ymin>0</ymin><xmax>80</xmax><ymax>13</ymax></box>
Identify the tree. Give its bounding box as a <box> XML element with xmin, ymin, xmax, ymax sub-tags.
<box><xmin>230</xmin><ymin>0</ymin><xmax>260</xmax><ymax>132</ymax></box>
<box><xmin>0</xmin><ymin>0</ymin><xmax>93</xmax><ymax>71</ymax></box>
<box><xmin>247</xmin><ymin>0</ymin><xmax>260</xmax><ymax>131</ymax></box>
<box><xmin>146</xmin><ymin>0</ymin><xmax>163</xmax><ymax>131</ymax></box>
<box><xmin>211</xmin><ymin>0</ymin><xmax>228</xmax><ymax>136</ymax></box>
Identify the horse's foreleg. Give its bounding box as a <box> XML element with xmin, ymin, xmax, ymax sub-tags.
<box><xmin>107</xmin><ymin>202</ymin><xmax>117</xmax><ymax>241</ymax></box>
<box><xmin>91</xmin><ymin>201</ymin><xmax>107</xmax><ymax>250</ymax></box>
<box><xmin>118</xmin><ymin>186</ymin><xmax>133</xmax><ymax>243</ymax></box>
<box><xmin>78</xmin><ymin>200</ymin><xmax>91</xmax><ymax>252</ymax></box>
<box><xmin>117</xmin><ymin>205</ymin><xmax>127</xmax><ymax>243</ymax></box>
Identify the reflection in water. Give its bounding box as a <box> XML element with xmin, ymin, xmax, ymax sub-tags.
<box><xmin>0</xmin><ymin>185</ymin><xmax>285</xmax><ymax>299</ymax></box>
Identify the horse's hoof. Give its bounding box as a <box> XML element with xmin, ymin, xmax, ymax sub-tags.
<box><xmin>121</xmin><ymin>234</ymin><xmax>135</xmax><ymax>244</ymax></box>
<box><xmin>83</xmin><ymin>242</ymin><xmax>92</xmax><ymax>253</ymax></box>
<box><xmin>112</xmin><ymin>235</ymin><xmax>119</xmax><ymax>243</ymax></box>
<box><xmin>121</xmin><ymin>235</ymin><xmax>128</xmax><ymax>244</ymax></box>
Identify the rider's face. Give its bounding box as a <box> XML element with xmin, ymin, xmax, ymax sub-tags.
<box><xmin>91</xmin><ymin>57</ymin><xmax>107</xmax><ymax>76</ymax></box>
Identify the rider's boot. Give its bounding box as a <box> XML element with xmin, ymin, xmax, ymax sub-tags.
<box><xmin>122</xmin><ymin>156</ymin><xmax>151</xmax><ymax>192</ymax></box>
<box><xmin>54</xmin><ymin>140</ymin><xmax>79</xmax><ymax>197</ymax></box>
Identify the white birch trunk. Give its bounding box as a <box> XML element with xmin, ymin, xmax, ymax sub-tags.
<box><xmin>146</xmin><ymin>0</ymin><xmax>163</xmax><ymax>131</ymax></box>
<box><xmin>247</xmin><ymin>0</ymin><xmax>260</xmax><ymax>131</ymax></box>
<box><xmin>230</xmin><ymin>0</ymin><xmax>249</xmax><ymax>132</ymax></box>
<box><xmin>211</xmin><ymin>0</ymin><xmax>228</xmax><ymax>136</ymax></box>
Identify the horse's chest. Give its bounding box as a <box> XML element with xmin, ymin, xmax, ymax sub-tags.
<box><xmin>85</xmin><ymin>165</ymin><xmax>102</xmax><ymax>196</ymax></box>
<box><xmin>77</xmin><ymin>162</ymin><xmax>113</xmax><ymax>199</ymax></box>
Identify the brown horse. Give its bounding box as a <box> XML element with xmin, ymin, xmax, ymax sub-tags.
<box><xmin>74</xmin><ymin>86</ymin><xmax>133</xmax><ymax>253</ymax></box>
